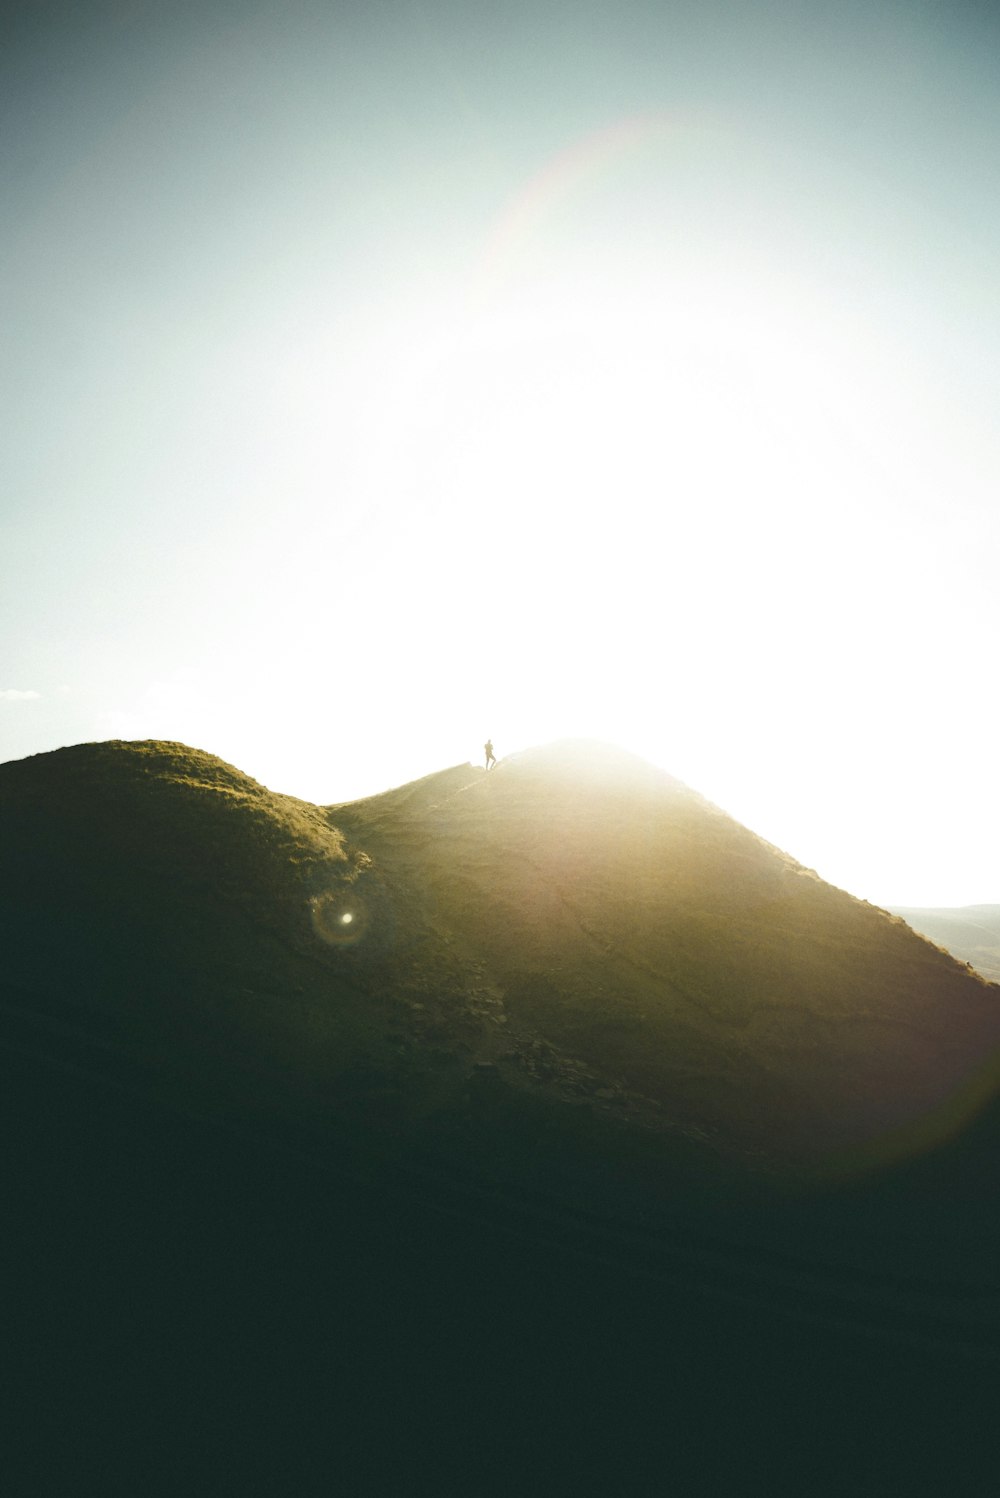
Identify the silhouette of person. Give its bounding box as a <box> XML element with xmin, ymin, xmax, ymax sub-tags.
<box><xmin>484</xmin><ymin>739</ymin><xmax>496</xmax><ymax>770</ymax></box>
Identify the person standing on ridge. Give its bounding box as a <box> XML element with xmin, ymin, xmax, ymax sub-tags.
<box><xmin>484</xmin><ymin>739</ymin><xmax>496</xmax><ymax>770</ymax></box>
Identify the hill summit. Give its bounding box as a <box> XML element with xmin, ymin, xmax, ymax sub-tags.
<box><xmin>3</xmin><ymin>736</ymin><xmax>998</xmax><ymax>1181</ymax></box>
<box><xmin>334</xmin><ymin>737</ymin><xmax>1000</xmax><ymax>1168</ymax></box>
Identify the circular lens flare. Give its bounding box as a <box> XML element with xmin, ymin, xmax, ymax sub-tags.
<box><xmin>310</xmin><ymin>891</ymin><xmax>368</xmax><ymax>947</ymax></box>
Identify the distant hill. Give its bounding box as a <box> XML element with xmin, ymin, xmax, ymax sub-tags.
<box><xmin>5</xmin><ymin>738</ymin><xmax>1000</xmax><ymax>1492</ymax></box>
<box><xmin>889</xmin><ymin>904</ymin><xmax>1000</xmax><ymax>983</ymax></box>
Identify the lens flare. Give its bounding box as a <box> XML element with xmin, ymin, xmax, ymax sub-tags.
<box><xmin>310</xmin><ymin>891</ymin><xmax>368</xmax><ymax>947</ymax></box>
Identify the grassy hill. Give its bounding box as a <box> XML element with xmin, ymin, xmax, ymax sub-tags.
<box><xmin>7</xmin><ymin>736</ymin><xmax>996</xmax><ymax>1178</ymax></box>
<box><xmin>334</xmin><ymin>739</ymin><xmax>1000</xmax><ymax>1175</ymax></box>
<box><xmin>5</xmin><ymin>738</ymin><xmax>1000</xmax><ymax>1493</ymax></box>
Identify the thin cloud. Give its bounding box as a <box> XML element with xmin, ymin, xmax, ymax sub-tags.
<box><xmin>0</xmin><ymin>689</ymin><xmax>41</xmax><ymax>701</ymax></box>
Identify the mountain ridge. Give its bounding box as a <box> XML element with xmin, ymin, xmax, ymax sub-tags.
<box><xmin>4</xmin><ymin>736</ymin><xmax>997</xmax><ymax>1184</ymax></box>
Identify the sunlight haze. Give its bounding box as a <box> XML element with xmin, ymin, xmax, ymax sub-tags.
<box><xmin>3</xmin><ymin>0</ymin><xmax>998</xmax><ymax>908</ymax></box>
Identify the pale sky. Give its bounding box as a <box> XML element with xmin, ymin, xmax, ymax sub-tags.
<box><xmin>3</xmin><ymin>0</ymin><xmax>998</xmax><ymax>907</ymax></box>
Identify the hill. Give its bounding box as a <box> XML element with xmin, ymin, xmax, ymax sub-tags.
<box><xmin>4</xmin><ymin>738</ymin><xmax>1000</xmax><ymax>1493</ymax></box>
<box><xmin>338</xmin><ymin>740</ymin><xmax>1000</xmax><ymax>1169</ymax></box>
<box><xmin>7</xmin><ymin>736</ymin><xmax>996</xmax><ymax>1176</ymax></box>
<box><xmin>890</xmin><ymin>904</ymin><xmax>1000</xmax><ymax>983</ymax></box>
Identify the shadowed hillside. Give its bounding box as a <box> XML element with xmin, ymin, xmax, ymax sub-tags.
<box><xmin>5</xmin><ymin>738</ymin><xmax>1000</xmax><ymax>1494</ymax></box>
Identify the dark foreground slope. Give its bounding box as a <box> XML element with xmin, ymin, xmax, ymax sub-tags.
<box><xmin>4</xmin><ymin>740</ymin><xmax>1000</xmax><ymax>1495</ymax></box>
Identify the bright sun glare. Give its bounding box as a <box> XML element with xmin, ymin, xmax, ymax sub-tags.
<box><xmin>356</xmin><ymin>272</ymin><xmax>900</xmax><ymax>691</ymax></box>
<box><xmin>306</xmin><ymin>256</ymin><xmax>969</xmax><ymax>903</ymax></box>
<box><xmin>106</xmin><ymin>119</ymin><xmax>993</xmax><ymax>907</ymax></box>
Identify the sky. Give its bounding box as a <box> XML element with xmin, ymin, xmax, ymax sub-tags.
<box><xmin>3</xmin><ymin>0</ymin><xmax>998</xmax><ymax>907</ymax></box>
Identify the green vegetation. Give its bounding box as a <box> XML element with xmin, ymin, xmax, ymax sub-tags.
<box><xmin>6</xmin><ymin>738</ymin><xmax>1000</xmax><ymax>1493</ymax></box>
<box><xmin>332</xmin><ymin>741</ymin><xmax>1000</xmax><ymax>1169</ymax></box>
<box><xmin>3</xmin><ymin>736</ymin><xmax>999</xmax><ymax>1194</ymax></box>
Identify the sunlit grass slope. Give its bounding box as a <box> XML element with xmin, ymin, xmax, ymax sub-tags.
<box><xmin>2</xmin><ymin>737</ymin><xmax>999</xmax><ymax>1181</ymax></box>
<box><xmin>336</xmin><ymin>739</ymin><xmax>1000</xmax><ymax>1170</ymax></box>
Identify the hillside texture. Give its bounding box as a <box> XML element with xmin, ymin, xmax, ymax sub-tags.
<box><xmin>333</xmin><ymin>740</ymin><xmax>1000</xmax><ymax>1170</ymax></box>
<box><xmin>3</xmin><ymin>737</ymin><xmax>999</xmax><ymax>1179</ymax></box>
<box><xmin>5</xmin><ymin>739</ymin><xmax>1000</xmax><ymax>1493</ymax></box>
